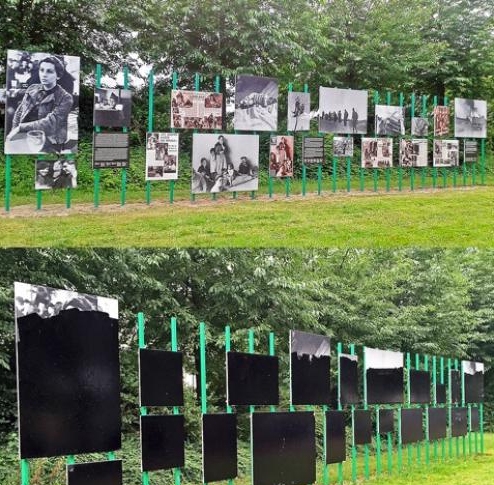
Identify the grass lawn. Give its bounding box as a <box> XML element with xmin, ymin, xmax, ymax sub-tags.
<box><xmin>1</xmin><ymin>186</ymin><xmax>494</xmax><ymax>246</ymax></box>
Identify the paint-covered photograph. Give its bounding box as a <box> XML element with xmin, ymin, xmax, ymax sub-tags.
<box><xmin>318</xmin><ymin>87</ymin><xmax>367</xmax><ymax>134</ymax></box>
<box><xmin>192</xmin><ymin>133</ymin><xmax>259</xmax><ymax>193</ymax></box>
<box><xmin>171</xmin><ymin>90</ymin><xmax>223</xmax><ymax>130</ymax></box>
<box><xmin>234</xmin><ymin>75</ymin><xmax>278</xmax><ymax>131</ymax></box>
<box><xmin>4</xmin><ymin>50</ymin><xmax>80</xmax><ymax>155</ymax></box>
<box><xmin>145</xmin><ymin>132</ymin><xmax>179</xmax><ymax>181</ymax></box>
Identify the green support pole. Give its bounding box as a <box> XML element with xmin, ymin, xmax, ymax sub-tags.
<box><xmin>336</xmin><ymin>342</ymin><xmax>344</xmax><ymax>484</ymax></box>
<box><xmin>463</xmin><ymin>156</ymin><xmax>467</xmax><ymax>186</ymax></box>
<box><xmin>440</xmin><ymin>357</ymin><xmax>445</xmax><ymax>460</ymax></box>
<box><xmin>359</xmin><ymin>167</ymin><xmax>364</xmax><ymax>191</ymax></box>
<box><xmin>225</xmin><ymin>326</ymin><xmax>234</xmax><ymax>485</ymax></box>
<box><xmin>415</xmin><ymin>354</ymin><xmax>421</xmax><ymax>465</ymax></box>
<box><xmin>171</xmin><ymin>317</ymin><xmax>182</xmax><ymax>485</ymax></box>
<box><xmin>480</xmin><ymin>139</ymin><xmax>486</xmax><ymax>185</ymax></box>
<box><xmin>346</xmin><ymin>156</ymin><xmax>351</xmax><ymax>192</ymax></box>
<box><xmin>317</xmin><ymin>164</ymin><xmax>322</xmax><ymax>195</ymax></box>
<box><xmin>66</xmin><ymin>187</ymin><xmax>71</xmax><ymax>209</ymax></box>
<box><xmin>479</xmin><ymin>402</ymin><xmax>484</xmax><ymax>453</ymax></box>
<box><xmin>432</xmin><ymin>95</ymin><xmax>438</xmax><ymax>189</ymax></box>
<box><xmin>385</xmin><ymin>91</ymin><xmax>391</xmax><ymax>192</ymax></box>
<box><xmin>424</xmin><ymin>355</ymin><xmax>430</xmax><ymax>465</ymax></box>
<box><xmin>146</xmin><ymin>70</ymin><xmax>154</xmax><ymax>205</ymax></box>
<box><xmin>248</xmin><ymin>329</ymin><xmax>255</xmax><ymax>415</ymax></box>
<box><xmin>269</xmin><ymin>332</ymin><xmax>276</xmax><ymax>413</ymax></box>
<box><xmin>421</xmin><ymin>95</ymin><xmax>427</xmax><ymax>189</ymax></box>
<box><xmin>302</xmin><ymin>163</ymin><xmax>307</xmax><ymax>196</ymax></box>
<box><xmin>120</xmin><ymin>65</ymin><xmax>129</xmax><ymax>206</ymax></box>
<box><xmin>323</xmin><ymin>401</ymin><xmax>329</xmax><ymax>485</ymax></box>
<box><xmin>137</xmin><ymin>312</ymin><xmax>150</xmax><ymax>485</ymax></box>
<box><xmin>432</xmin><ymin>356</ymin><xmax>438</xmax><ymax>460</ymax></box>
<box><xmin>332</xmin><ymin>158</ymin><xmax>337</xmax><ymax>192</ymax></box>
<box><xmin>36</xmin><ymin>189</ymin><xmax>42</xmax><ymax>211</ymax></box>
<box><xmin>448</xmin><ymin>358</ymin><xmax>453</xmax><ymax>459</ymax></box>
<box><xmin>21</xmin><ymin>459</ymin><xmax>29</xmax><ymax>485</ymax></box>
<box><xmin>376</xmin><ymin>405</ymin><xmax>381</xmax><ymax>476</ymax></box>
<box><xmin>169</xmin><ymin>71</ymin><xmax>179</xmax><ymax>204</ymax></box>
<box><xmin>373</xmin><ymin>90</ymin><xmax>379</xmax><ymax>192</ymax></box>
<box><xmin>350</xmin><ymin>343</ymin><xmax>357</xmax><ymax>483</ymax></box>
<box><xmin>190</xmin><ymin>73</ymin><xmax>200</xmax><ymax>202</ymax></box>
<box><xmin>269</xmin><ymin>176</ymin><xmax>274</xmax><ymax>198</ymax></box>
<box><xmin>362</xmin><ymin>347</ymin><xmax>369</xmax><ymax>481</ymax></box>
<box><xmin>285</xmin><ymin>177</ymin><xmax>290</xmax><ymax>197</ymax></box>
<box><xmin>397</xmin><ymin>404</ymin><xmax>403</xmax><ymax>471</ymax></box>
<box><xmin>199</xmin><ymin>322</ymin><xmax>207</xmax><ymax>415</ymax></box>
<box><xmin>406</xmin><ymin>353</ymin><xmax>412</xmax><ymax>468</ymax></box>
<box><xmin>94</xmin><ymin>63</ymin><xmax>102</xmax><ymax>208</ymax></box>
<box><xmin>5</xmin><ymin>155</ymin><xmax>12</xmax><ymax>212</ymax></box>
<box><xmin>455</xmin><ymin>359</ymin><xmax>460</xmax><ymax>459</ymax></box>
<box><xmin>410</xmin><ymin>93</ymin><xmax>416</xmax><ymax>192</ymax></box>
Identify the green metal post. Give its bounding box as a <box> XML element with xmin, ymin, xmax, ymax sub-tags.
<box><xmin>420</xmin><ymin>95</ymin><xmax>427</xmax><ymax>189</ymax></box>
<box><xmin>248</xmin><ymin>329</ymin><xmax>255</xmax><ymax>415</ymax></box>
<box><xmin>440</xmin><ymin>357</ymin><xmax>445</xmax><ymax>460</ymax></box>
<box><xmin>385</xmin><ymin>91</ymin><xmax>391</xmax><ymax>192</ymax></box>
<box><xmin>480</xmin><ymin>139</ymin><xmax>486</xmax><ymax>185</ymax></box>
<box><xmin>363</xmin><ymin>349</ymin><xmax>369</xmax><ymax>480</ymax></box>
<box><xmin>5</xmin><ymin>155</ymin><xmax>12</xmax><ymax>212</ymax></box>
<box><xmin>415</xmin><ymin>354</ymin><xmax>421</xmax><ymax>465</ymax></box>
<box><xmin>332</xmin><ymin>158</ymin><xmax>337</xmax><ymax>192</ymax></box>
<box><xmin>137</xmin><ymin>312</ymin><xmax>150</xmax><ymax>485</ymax></box>
<box><xmin>146</xmin><ymin>70</ymin><xmax>154</xmax><ymax>205</ymax></box>
<box><xmin>120</xmin><ymin>65</ymin><xmax>129</xmax><ymax>206</ymax></box>
<box><xmin>169</xmin><ymin>71</ymin><xmax>179</xmax><ymax>204</ymax></box>
<box><xmin>376</xmin><ymin>405</ymin><xmax>381</xmax><ymax>476</ymax></box>
<box><xmin>317</xmin><ymin>164</ymin><xmax>323</xmax><ymax>195</ymax></box>
<box><xmin>36</xmin><ymin>189</ymin><xmax>42</xmax><ymax>210</ymax></box>
<box><xmin>285</xmin><ymin>177</ymin><xmax>290</xmax><ymax>197</ymax></box>
<box><xmin>448</xmin><ymin>358</ymin><xmax>453</xmax><ymax>459</ymax></box>
<box><xmin>432</xmin><ymin>95</ymin><xmax>438</xmax><ymax>188</ymax></box>
<box><xmin>432</xmin><ymin>356</ymin><xmax>438</xmax><ymax>460</ymax></box>
<box><xmin>424</xmin><ymin>355</ymin><xmax>430</xmax><ymax>465</ymax></box>
<box><xmin>480</xmin><ymin>402</ymin><xmax>484</xmax><ymax>453</ymax></box>
<box><xmin>269</xmin><ymin>332</ymin><xmax>275</xmax><ymax>413</ymax></box>
<box><xmin>199</xmin><ymin>322</ymin><xmax>208</xmax><ymax>414</ymax></box>
<box><xmin>406</xmin><ymin>352</ymin><xmax>412</xmax><ymax>467</ymax></box>
<box><xmin>350</xmin><ymin>343</ymin><xmax>357</xmax><ymax>483</ymax></box>
<box><xmin>94</xmin><ymin>63</ymin><xmax>102</xmax><ymax>208</ymax></box>
<box><xmin>397</xmin><ymin>92</ymin><xmax>403</xmax><ymax>191</ymax></box>
<box><xmin>373</xmin><ymin>90</ymin><xmax>379</xmax><ymax>192</ymax></box>
<box><xmin>225</xmin><ymin>326</ymin><xmax>234</xmax><ymax>485</ymax></box>
<box><xmin>336</xmin><ymin>342</ymin><xmax>344</xmax><ymax>484</ymax></box>
<box><xmin>302</xmin><ymin>163</ymin><xmax>307</xmax><ymax>196</ymax></box>
<box><xmin>170</xmin><ymin>317</ymin><xmax>182</xmax><ymax>485</ymax></box>
<box><xmin>21</xmin><ymin>459</ymin><xmax>30</xmax><ymax>485</ymax></box>
<box><xmin>346</xmin><ymin>155</ymin><xmax>351</xmax><ymax>192</ymax></box>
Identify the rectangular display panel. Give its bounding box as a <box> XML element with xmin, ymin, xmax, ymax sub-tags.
<box><xmin>401</xmin><ymin>409</ymin><xmax>424</xmax><ymax>444</ymax></box>
<box><xmin>227</xmin><ymin>352</ymin><xmax>279</xmax><ymax>406</ymax></box>
<box><xmin>375</xmin><ymin>105</ymin><xmax>405</xmax><ymax>136</ymax></box>
<box><xmin>140</xmin><ymin>414</ymin><xmax>185</xmax><ymax>472</ymax></box>
<box><xmin>354</xmin><ymin>410</ymin><xmax>372</xmax><ymax>445</ymax></box>
<box><xmin>145</xmin><ymin>132</ymin><xmax>179</xmax><ymax>181</ymax></box>
<box><xmin>339</xmin><ymin>354</ymin><xmax>359</xmax><ymax>405</ymax></box>
<box><xmin>170</xmin><ymin>90</ymin><xmax>223</xmax><ymax>130</ymax></box>
<box><xmin>251</xmin><ymin>412</ymin><xmax>316</xmax><ymax>485</ymax></box>
<box><xmin>202</xmin><ymin>413</ymin><xmax>237</xmax><ymax>483</ymax></box>
<box><xmin>361</xmin><ymin>138</ymin><xmax>393</xmax><ymax>168</ymax></box>
<box><xmin>269</xmin><ymin>135</ymin><xmax>295</xmax><ymax>178</ymax></box>
<box><xmin>434</xmin><ymin>106</ymin><xmax>450</xmax><ymax>137</ymax></box>
<box><xmin>333</xmin><ymin>136</ymin><xmax>354</xmax><ymax>158</ymax></box>
<box><xmin>454</xmin><ymin>98</ymin><xmax>487</xmax><ymax>138</ymax></box>
<box><xmin>67</xmin><ymin>460</ymin><xmax>122</xmax><ymax>485</ymax></box>
<box><xmin>92</xmin><ymin>132</ymin><xmax>130</xmax><ymax>169</ymax></box>
<box><xmin>365</xmin><ymin>347</ymin><xmax>404</xmax><ymax>405</ymax></box>
<box><xmin>15</xmin><ymin>283</ymin><xmax>120</xmax><ymax>459</ymax></box>
<box><xmin>471</xmin><ymin>407</ymin><xmax>480</xmax><ymax>432</ymax></box>
<box><xmin>436</xmin><ymin>383</ymin><xmax>447</xmax><ymax>404</ymax></box>
<box><xmin>450</xmin><ymin>370</ymin><xmax>461</xmax><ymax>404</ymax></box>
<box><xmin>302</xmin><ymin>137</ymin><xmax>325</xmax><ymax>165</ymax></box>
<box><xmin>290</xmin><ymin>330</ymin><xmax>331</xmax><ymax>405</ymax></box>
<box><xmin>463</xmin><ymin>361</ymin><xmax>484</xmax><ymax>403</ymax></box>
<box><xmin>428</xmin><ymin>408</ymin><xmax>447</xmax><ymax>441</ymax></box>
<box><xmin>409</xmin><ymin>369</ymin><xmax>431</xmax><ymax>404</ymax></box>
<box><xmin>451</xmin><ymin>408</ymin><xmax>468</xmax><ymax>437</ymax></box>
<box><xmin>139</xmin><ymin>349</ymin><xmax>183</xmax><ymax>407</ymax></box>
<box><xmin>433</xmin><ymin>139</ymin><xmax>459</xmax><ymax>167</ymax></box>
<box><xmin>325</xmin><ymin>411</ymin><xmax>346</xmax><ymax>464</ymax></box>
<box><xmin>93</xmin><ymin>88</ymin><xmax>132</xmax><ymax>128</ymax></box>
<box><xmin>35</xmin><ymin>158</ymin><xmax>77</xmax><ymax>190</ymax></box>
<box><xmin>399</xmin><ymin>139</ymin><xmax>428</xmax><ymax>167</ymax></box>
<box><xmin>287</xmin><ymin>92</ymin><xmax>310</xmax><ymax>132</ymax></box>
<box><xmin>378</xmin><ymin>409</ymin><xmax>394</xmax><ymax>434</ymax></box>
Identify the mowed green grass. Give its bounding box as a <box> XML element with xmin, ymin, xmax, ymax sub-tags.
<box><xmin>1</xmin><ymin>186</ymin><xmax>494</xmax><ymax>247</ymax></box>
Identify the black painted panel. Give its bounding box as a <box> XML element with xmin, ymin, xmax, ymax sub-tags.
<box><xmin>436</xmin><ymin>383</ymin><xmax>447</xmax><ymax>404</ymax></box>
<box><xmin>451</xmin><ymin>408</ymin><xmax>468</xmax><ymax>437</ymax></box>
<box><xmin>139</xmin><ymin>349</ymin><xmax>184</xmax><ymax>407</ymax></box>
<box><xmin>401</xmin><ymin>409</ymin><xmax>424</xmax><ymax>444</ymax></box>
<box><xmin>450</xmin><ymin>370</ymin><xmax>461</xmax><ymax>404</ymax></box>
<box><xmin>339</xmin><ymin>355</ymin><xmax>359</xmax><ymax>405</ymax></box>
<box><xmin>202</xmin><ymin>413</ymin><xmax>237</xmax><ymax>483</ymax></box>
<box><xmin>354</xmin><ymin>410</ymin><xmax>372</xmax><ymax>445</ymax></box>
<box><xmin>251</xmin><ymin>412</ymin><xmax>316</xmax><ymax>485</ymax></box>
<box><xmin>367</xmin><ymin>368</ymin><xmax>404</xmax><ymax>404</ymax></box>
<box><xmin>325</xmin><ymin>411</ymin><xmax>346</xmax><ymax>464</ymax></box>
<box><xmin>378</xmin><ymin>409</ymin><xmax>394</xmax><ymax>434</ymax></box>
<box><xmin>428</xmin><ymin>408</ymin><xmax>447</xmax><ymax>441</ymax></box>
<box><xmin>465</xmin><ymin>373</ymin><xmax>484</xmax><ymax>403</ymax></box>
<box><xmin>67</xmin><ymin>460</ymin><xmax>122</xmax><ymax>485</ymax></box>
<box><xmin>227</xmin><ymin>352</ymin><xmax>279</xmax><ymax>406</ymax></box>
<box><xmin>290</xmin><ymin>330</ymin><xmax>331</xmax><ymax>405</ymax></box>
<box><xmin>410</xmin><ymin>370</ymin><xmax>431</xmax><ymax>404</ymax></box>
<box><xmin>471</xmin><ymin>407</ymin><xmax>480</xmax><ymax>432</ymax></box>
<box><xmin>17</xmin><ymin>309</ymin><xmax>121</xmax><ymax>459</ymax></box>
<box><xmin>140</xmin><ymin>415</ymin><xmax>185</xmax><ymax>472</ymax></box>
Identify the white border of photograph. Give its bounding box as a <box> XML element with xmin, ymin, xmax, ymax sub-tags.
<box><xmin>333</xmin><ymin>136</ymin><xmax>354</xmax><ymax>157</ymax></box>
<box><xmin>433</xmin><ymin>139</ymin><xmax>459</xmax><ymax>167</ymax></box>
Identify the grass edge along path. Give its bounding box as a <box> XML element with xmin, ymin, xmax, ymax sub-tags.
<box><xmin>1</xmin><ymin>186</ymin><xmax>493</xmax><ymax>247</ymax></box>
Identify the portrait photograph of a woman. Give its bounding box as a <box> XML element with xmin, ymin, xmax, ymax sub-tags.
<box><xmin>4</xmin><ymin>50</ymin><xmax>80</xmax><ymax>155</ymax></box>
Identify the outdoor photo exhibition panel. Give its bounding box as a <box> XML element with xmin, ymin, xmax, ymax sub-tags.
<box><xmin>454</xmin><ymin>98</ymin><xmax>487</xmax><ymax>138</ymax></box>
<box><xmin>287</xmin><ymin>92</ymin><xmax>310</xmax><ymax>131</ymax></box>
<box><xmin>145</xmin><ymin>132</ymin><xmax>179</xmax><ymax>181</ymax></box>
<box><xmin>171</xmin><ymin>89</ymin><xmax>223</xmax><ymax>130</ymax></box>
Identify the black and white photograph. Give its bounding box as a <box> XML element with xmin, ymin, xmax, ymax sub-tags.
<box><xmin>464</xmin><ymin>140</ymin><xmax>478</xmax><ymax>163</ymax></box>
<box><xmin>234</xmin><ymin>75</ymin><xmax>278</xmax><ymax>131</ymax></box>
<box><xmin>333</xmin><ymin>136</ymin><xmax>354</xmax><ymax>157</ymax></box>
<box><xmin>287</xmin><ymin>92</ymin><xmax>310</xmax><ymax>131</ymax></box>
<box><xmin>4</xmin><ymin>50</ymin><xmax>80</xmax><ymax>155</ymax></box>
<box><xmin>454</xmin><ymin>98</ymin><xmax>487</xmax><ymax>138</ymax></box>
<box><xmin>375</xmin><ymin>105</ymin><xmax>405</xmax><ymax>136</ymax></box>
<box><xmin>361</xmin><ymin>138</ymin><xmax>393</xmax><ymax>168</ymax></box>
<box><xmin>171</xmin><ymin>90</ymin><xmax>223</xmax><ymax>130</ymax></box>
<box><xmin>433</xmin><ymin>106</ymin><xmax>450</xmax><ymax>137</ymax></box>
<box><xmin>318</xmin><ymin>87</ymin><xmax>368</xmax><ymax>134</ymax></box>
<box><xmin>433</xmin><ymin>139</ymin><xmax>459</xmax><ymax>167</ymax></box>
<box><xmin>411</xmin><ymin>117</ymin><xmax>429</xmax><ymax>136</ymax></box>
<box><xmin>192</xmin><ymin>133</ymin><xmax>259</xmax><ymax>193</ymax></box>
<box><xmin>269</xmin><ymin>135</ymin><xmax>294</xmax><ymax>177</ymax></box>
<box><xmin>146</xmin><ymin>132</ymin><xmax>179</xmax><ymax>181</ymax></box>
<box><xmin>92</xmin><ymin>132</ymin><xmax>130</xmax><ymax>169</ymax></box>
<box><xmin>93</xmin><ymin>88</ymin><xmax>132</xmax><ymax>128</ymax></box>
<box><xmin>302</xmin><ymin>137</ymin><xmax>325</xmax><ymax>165</ymax></box>
<box><xmin>35</xmin><ymin>158</ymin><xmax>77</xmax><ymax>190</ymax></box>
<box><xmin>399</xmin><ymin>139</ymin><xmax>428</xmax><ymax>167</ymax></box>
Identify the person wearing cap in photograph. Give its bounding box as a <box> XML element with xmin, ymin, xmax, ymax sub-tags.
<box><xmin>5</xmin><ymin>55</ymin><xmax>73</xmax><ymax>152</ymax></box>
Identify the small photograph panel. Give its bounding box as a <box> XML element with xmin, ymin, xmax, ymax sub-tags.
<box><xmin>67</xmin><ymin>460</ymin><xmax>122</xmax><ymax>485</ymax></box>
<box><xmin>450</xmin><ymin>370</ymin><xmax>461</xmax><ymax>404</ymax></box>
<box><xmin>470</xmin><ymin>407</ymin><xmax>480</xmax><ymax>432</ymax></box>
<box><xmin>269</xmin><ymin>136</ymin><xmax>294</xmax><ymax>178</ymax></box>
<box><xmin>287</xmin><ymin>92</ymin><xmax>310</xmax><ymax>131</ymax></box>
<box><xmin>202</xmin><ymin>413</ymin><xmax>238</xmax><ymax>483</ymax></box>
<box><xmin>435</xmin><ymin>383</ymin><xmax>447</xmax><ymax>404</ymax></box>
<box><xmin>145</xmin><ymin>132</ymin><xmax>179</xmax><ymax>181</ymax></box>
<box><xmin>171</xmin><ymin>90</ymin><xmax>223</xmax><ymax>130</ymax></box>
<box><xmin>325</xmin><ymin>411</ymin><xmax>346</xmax><ymax>464</ymax></box>
<box><xmin>339</xmin><ymin>354</ymin><xmax>359</xmax><ymax>405</ymax></box>
<box><xmin>378</xmin><ymin>409</ymin><xmax>394</xmax><ymax>434</ymax></box>
<box><xmin>434</xmin><ymin>106</ymin><xmax>450</xmax><ymax>137</ymax></box>
<box><xmin>35</xmin><ymin>158</ymin><xmax>77</xmax><ymax>190</ymax></box>
<box><xmin>428</xmin><ymin>408</ymin><xmax>447</xmax><ymax>441</ymax></box>
<box><xmin>93</xmin><ymin>88</ymin><xmax>132</xmax><ymax>128</ymax></box>
<box><xmin>333</xmin><ymin>137</ymin><xmax>354</xmax><ymax>158</ymax></box>
<box><xmin>411</xmin><ymin>117</ymin><xmax>429</xmax><ymax>137</ymax></box>
<box><xmin>139</xmin><ymin>349</ymin><xmax>184</xmax><ymax>407</ymax></box>
<box><xmin>361</xmin><ymin>138</ymin><xmax>393</xmax><ymax>168</ymax></box>
<box><xmin>354</xmin><ymin>410</ymin><xmax>372</xmax><ymax>445</ymax></box>
<box><xmin>401</xmin><ymin>408</ymin><xmax>424</xmax><ymax>444</ymax></box>
<box><xmin>433</xmin><ymin>139</ymin><xmax>459</xmax><ymax>167</ymax></box>
<box><xmin>463</xmin><ymin>140</ymin><xmax>478</xmax><ymax>163</ymax></box>
<box><xmin>451</xmin><ymin>408</ymin><xmax>468</xmax><ymax>437</ymax></box>
<box><xmin>409</xmin><ymin>369</ymin><xmax>431</xmax><ymax>404</ymax></box>
<box><xmin>399</xmin><ymin>139</ymin><xmax>428</xmax><ymax>167</ymax></box>
<box><xmin>375</xmin><ymin>105</ymin><xmax>405</xmax><ymax>136</ymax></box>
<box><xmin>454</xmin><ymin>98</ymin><xmax>487</xmax><ymax>138</ymax></box>
<box><xmin>140</xmin><ymin>414</ymin><xmax>185</xmax><ymax>472</ymax></box>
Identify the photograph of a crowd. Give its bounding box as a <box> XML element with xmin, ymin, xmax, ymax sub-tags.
<box><xmin>434</xmin><ymin>106</ymin><xmax>450</xmax><ymax>137</ymax></box>
<box><xmin>333</xmin><ymin>137</ymin><xmax>354</xmax><ymax>157</ymax></box>
<box><xmin>361</xmin><ymin>138</ymin><xmax>393</xmax><ymax>168</ymax></box>
<box><xmin>93</xmin><ymin>88</ymin><xmax>132</xmax><ymax>128</ymax></box>
<box><xmin>287</xmin><ymin>92</ymin><xmax>310</xmax><ymax>131</ymax></box>
<box><xmin>454</xmin><ymin>98</ymin><xmax>487</xmax><ymax>138</ymax></box>
<box><xmin>192</xmin><ymin>133</ymin><xmax>259</xmax><ymax>193</ymax></box>
<box><xmin>146</xmin><ymin>132</ymin><xmax>179</xmax><ymax>181</ymax></box>
<box><xmin>4</xmin><ymin>50</ymin><xmax>80</xmax><ymax>155</ymax></box>
<box><xmin>269</xmin><ymin>136</ymin><xmax>294</xmax><ymax>177</ymax></box>
<box><xmin>234</xmin><ymin>75</ymin><xmax>278</xmax><ymax>131</ymax></box>
<box><xmin>35</xmin><ymin>158</ymin><xmax>77</xmax><ymax>190</ymax></box>
<box><xmin>399</xmin><ymin>139</ymin><xmax>428</xmax><ymax>167</ymax></box>
<box><xmin>433</xmin><ymin>139</ymin><xmax>459</xmax><ymax>167</ymax></box>
<box><xmin>318</xmin><ymin>87</ymin><xmax>367</xmax><ymax>134</ymax></box>
<box><xmin>375</xmin><ymin>105</ymin><xmax>405</xmax><ymax>136</ymax></box>
<box><xmin>171</xmin><ymin>90</ymin><xmax>223</xmax><ymax>130</ymax></box>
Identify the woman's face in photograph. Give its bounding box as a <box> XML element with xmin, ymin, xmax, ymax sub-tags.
<box><xmin>39</xmin><ymin>61</ymin><xmax>58</xmax><ymax>88</ymax></box>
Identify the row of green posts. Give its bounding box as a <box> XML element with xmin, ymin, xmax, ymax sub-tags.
<box><xmin>3</xmin><ymin>69</ymin><xmax>487</xmax><ymax>212</ymax></box>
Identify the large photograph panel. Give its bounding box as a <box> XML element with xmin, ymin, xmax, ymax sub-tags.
<box><xmin>454</xmin><ymin>98</ymin><xmax>487</xmax><ymax>138</ymax></box>
<box><xmin>287</xmin><ymin>92</ymin><xmax>310</xmax><ymax>131</ymax></box>
<box><xmin>251</xmin><ymin>412</ymin><xmax>316</xmax><ymax>485</ymax></box>
<box><xmin>192</xmin><ymin>133</ymin><xmax>259</xmax><ymax>193</ymax></box>
<box><xmin>375</xmin><ymin>105</ymin><xmax>405</xmax><ymax>136</ymax></box>
<box><xmin>289</xmin><ymin>330</ymin><xmax>331</xmax><ymax>405</ymax></box>
<box><xmin>5</xmin><ymin>50</ymin><xmax>80</xmax><ymax>155</ymax></box>
<box><xmin>171</xmin><ymin>90</ymin><xmax>222</xmax><ymax>129</ymax></box>
<box><xmin>93</xmin><ymin>88</ymin><xmax>131</xmax><ymax>128</ymax></box>
<box><xmin>318</xmin><ymin>87</ymin><xmax>368</xmax><ymax>134</ymax></box>
<box><xmin>15</xmin><ymin>283</ymin><xmax>120</xmax><ymax>459</ymax></box>
<box><xmin>462</xmin><ymin>361</ymin><xmax>484</xmax><ymax>403</ymax></box>
<box><xmin>234</xmin><ymin>75</ymin><xmax>278</xmax><ymax>131</ymax></box>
